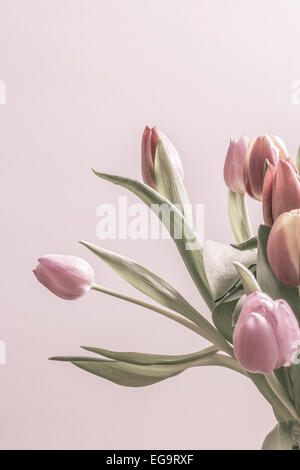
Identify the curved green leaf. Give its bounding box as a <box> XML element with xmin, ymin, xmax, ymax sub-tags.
<box><xmin>228</xmin><ymin>191</ymin><xmax>252</xmax><ymax>243</ymax></box>
<box><xmin>262</xmin><ymin>422</ymin><xmax>295</xmax><ymax>450</ymax></box>
<box><xmin>50</xmin><ymin>353</ymin><xmax>246</xmax><ymax>387</ymax></box>
<box><xmin>212</xmin><ymin>299</ymin><xmax>237</xmax><ymax>343</ymax></box>
<box><xmin>92</xmin><ymin>171</ymin><xmax>213</xmax><ymax>310</ymax></box>
<box><xmin>80</xmin><ymin>345</ymin><xmax>218</xmax><ymax>365</ymax></box>
<box><xmin>233</xmin><ymin>261</ymin><xmax>262</xmax><ymax>295</ymax></box>
<box><xmin>231</xmin><ymin>236</ymin><xmax>257</xmax><ymax>251</ymax></box>
<box><xmin>80</xmin><ymin>240</ymin><xmax>190</xmax><ymax>315</ymax></box>
<box><xmin>155</xmin><ymin>139</ymin><xmax>193</xmax><ymax>225</ymax></box>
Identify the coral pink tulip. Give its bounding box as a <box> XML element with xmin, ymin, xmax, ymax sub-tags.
<box><xmin>223</xmin><ymin>136</ymin><xmax>250</xmax><ymax>194</ymax></box>
<box><xmin>233</xmin><ymin>292</ymin><xmax>300</xmax><ymax>374</ymax></box>
<box><xmin>141</xmin><ymin>126</ymin><xmax>184</xmax><ymax>190</ymax></box>
<box><xmin>263</xmin><ymin>160</ymin><xmax>300</xmax><ymax>226</ymax></box>
<box><xmin>34</xmin><ymin>255</ymin><xmax>94</xmax><ymax>300</ymax></box>
<box><xmin>267</xmin><ymin>210</ymin><xmax>300</xmax><ymax>287</ymax></box>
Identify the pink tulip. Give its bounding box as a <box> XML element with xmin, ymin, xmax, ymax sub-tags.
<box><xmin>223</xmin><ymin>135</ymin><xmax>250</xmax><ymax>194</ymax></box>
<box><xmin>262</xmin><ymin>164</ymin><xmax>277</xmax><ymax>227</ymax></box>
<box><xmin>267</xmin><ymin>210</ymin><xmax>300</xmax><ymax>287</ymax></box>
<box><xmin>233</xmin><ymin>292</ymin><xmax>300</xmax><ymax>374</ymax></box>
<box><xmin>270</xmin><ymin>135</ymin><xmax>289</xmax><ymax>160</ymax></box>
<box><xmin>246</xmin><ymin>135</ymin><xmax>280</xmax><ymax>201</ymax></box>
<box><xmin>33</xmin><ymin>255</ymin><xmax>94</xmax><ymax>300</ymax></box>
<box><xmin>263</xmin><ymin>160</ymin><xmax>300</xmax><ymax>226</ymax></box>
<box><xmin>141</xmin><ymin>126</ymin><xmax>184</xmax><ymax>190</ymax></box>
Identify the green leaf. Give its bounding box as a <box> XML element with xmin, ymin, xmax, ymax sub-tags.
<box><xmin>92</xmin><ymin>171</ymin><xmax>214</xmax><ymax>310</ymax></box>
<box><xmin>228</xmin><ymin>191</ymin><xmax>252</xmax><ymax>243</ymax></box>
<box><xmin>72</xmin><ymin>360</ymin><xmax>190</xmax><ymax>387</ymax></box>
<box><xmin>212</xmin><ymin>299</ymin><xmax>237</xmax><ymax>343</ymax></box>
<box><xmin>231</xmin><ymin>236</ymin><xmax>257</xmax><ymax>251</ymax></box>
<box><xmin>50</xmin><ymin>351</ymin><xmax>246</xmax><ymax>387</ymax></box>
<box><xmin>80</xmin><ymin>345</ymin><xmax>218</xmax><ymax>365</ymax></box>
<box><xmin>296</xmin><ymin>147</ymin><xmax>300</xmax><ymax>173</ymax></box>
<box><xmin>262</xmin><ymin>422</ymin><xmax>295</xmax><ymax>450</ymax></box>
<box><xmin>233</xmin><ymin>261</ymin><xmax>262</xmax><ymax>295</ymax></box>
<box><xmin>203</xmin><ymin>240</ymin><xmax>257</xmax><ymax>301</ymax></box>
<box><xmin>80</xmin><ymin>241</ymin><xmax>232</xmax><ymax>353</ymax></box>
<box><xmin>80</xmin><ymin>240</ymin><xmax>191</xmax><ymax>315</ymax></box>
<box><xmin>256</xmin><ymin>225</ymin><xmax>300</xmax><ymax>322</ymax></box>
<box><xmin>232</xmin><ymin>295</ymin><xmax>246</xmax><ymax>327</ymax></box>
<box><xmin>155</xmin><ymin>139</ymin><xmax>193</xmax><ymax>225</ymax></box>
<box><xmin>288</xmin><ymin>363</ymin><xmax>300</xmax><ymax>414</ymax></box>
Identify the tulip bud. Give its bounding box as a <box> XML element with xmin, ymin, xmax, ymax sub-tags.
<box><xmin>262</xmin><ymin>164</ymin><xmax>277</xmax><ymax>227</ymax></box>
<box><xmin>141</xmin><ymin>126</ymin><xmax>184</xmax><ymax>190</ymax></box>
<box><xmin>33</xmin><ymin>255</ymin><xmax>94</xmax><ymax>300</ymax></box>
<box><xmin>223</xmin><ymin>135</ymin><xmax>250</xmax><ymax>194</ymax></box>
<box><xmin>267</xmin><ymin>210</ymin><xmax>300</xmax><ymax>287</ymax></box>
<box><xmin>270</xmin><ymin>135</ymin><xmax>289</xmax><ymax>160</ymax></box>
<box><xmin>233</xmin><ymin>292</ymin><xmax>300</xmax><ymax>374</ymax></box>
<box><xmin>246</xmin><ymin>135</ymin><xmax>280</xmax><ymax>201</ymax></box>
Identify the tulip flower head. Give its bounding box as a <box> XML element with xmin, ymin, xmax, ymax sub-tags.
<box><xmin>223</xmin><ymin>135</ymin><xmax>250</xmax><ymax>194</ymax></box>
<box><xmin>267</xmin><ymin>210</ymin><xmax>300</xmax><ymax>287</ymax></box>
<box><xmin>245</xmin><ymin>135</ymin><xmax>280</xmax><ymax>201</ymax></box>
<box><xmin>34</xmin><ymin>255</ymin><xmax>94</xmax><ymax>300</ymax></box>
<box><xmin>263</xmin><ymin>159</ymin><xmax>300</xmax><ymax>226</ymax></box>
<box><xmin>141</xmin><ymin>126</ymin><xmax>184</xmax><ymax>190</ymax></box>
<box><xmin>233</xmin><ymin>292</ymin><xmax>300</xmax><ymax>374</ymax></box>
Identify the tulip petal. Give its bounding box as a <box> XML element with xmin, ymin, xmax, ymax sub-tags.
<box><xmin>141</xmin><ymin>126</ymin><xmax>157</xmax><ymax>189</ymax></box>
<box><xmin>248</xmin><ymin>135</ymin><xmax>279</xmax><ymax>200</ymax></box>
<box><xmin>262</xmin><ymin>165</ymin><xmax>277</xmax><ymax>227</ymax></box>
<box><xmin>267</xmin><ymin>211</ymin><xmax>300</xmax><ymax>287</ymax></box>
<box><xmin>34</xmin><ymin>255</ymin><xmax>94</xmax><ymax>300</ymax></box>
<box><xmin>272</xmin><ymin>160</ymin><xmax>300</xmax><ymax>221</ymax></box>
<box><xmin>234</xmin><ymin>311</ymin><xmax>279</xmax><ymax>374</ymax></box>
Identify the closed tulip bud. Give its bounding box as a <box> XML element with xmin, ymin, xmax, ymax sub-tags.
<box><xmin>223</xmin><ymin>135</ymin><xmax>250</xmax><ymax>194</ymax></box>
<box><xmin>270</xmin><ymin>135</ymin><xmax>289</xmax><ymax>160</ymax></box>
<box><xmin>233</xmin><ymin>292</ymin><xmax>300</xmax><ymax>374</ymax></box>
<box><xmin>262</xmin><ymin>160</ymin><xmax>300</xmax><ymax>226</ymax></box>
<box><xmin>33</xmin><ymin>255</ymin><xmax>94</xmax><ymax>300</ymax></box>
<box><xmin>141</xmin><ymin>126</ymin><xmax>184</xmax><ymax>190</ymax></box>
<box><xmin>246</xmin><ymin>135</ymin><xmax>280</xmax><ymax>201</ymax></box>
<box><xmin>267</xmin><ymin>210</ymin><xmax>300</xmax><ymax>287</ymax></box>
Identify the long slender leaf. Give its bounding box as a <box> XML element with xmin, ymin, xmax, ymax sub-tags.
<box><xmin>80</xmin><ymin>241</ymin><xmax>190</xmax><ymax>315</ymax></box>
<box><xmin>228</xmin><ymin>191</ymin><xmax>251</xmax><ymax>243</ymax></box>
<box><xmin>81</xmin><ymin>241</ymin><xmax>233</xmax><ymax>355</ymax></box>
<box><xmin>50</xmin><ymin>353</ymin><xmax>246</xmax><ymax>387</ymax></box>
<box><xmin>233</xmin><ymin>261</ymin><xmax>262</xmax><ymax>295</ymax></box>
<box><xmin>155</xmin><ymin>139</ymin><xmax>193</xmax><ymax>224</ymax></box>
<box><xmin>92</xmin><ymin>171</ymin><xmax>214</xmax><ymax>310</ymax></box>
<box><xmin>80</xmin><ymin>345</ymin><xmax>218</xmax><ymax>365</ymax></box>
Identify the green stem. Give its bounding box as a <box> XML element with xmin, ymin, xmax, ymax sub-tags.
<box><xmin>249</xmin><ymin>373</ymin><xmax>297</xmax><ymax>424</ymax></box>
<box><xmin>238</xmin><ymin>193</ymin><xmax>253</xmax><ymax>240</ymax></box>
<box><xmin>266</xmin><ymin>373</ymin><xmax>300</xmax><ymax>424</ymax></box>
<box><xmin>91</xmin><ymin>284</ymin><xmax>233</xmax><ymax>357</ymax></box>
<box><xmin>91</xmin><ymin>284</ymin><xmax>210</xmax><ymax>338</ymax></box>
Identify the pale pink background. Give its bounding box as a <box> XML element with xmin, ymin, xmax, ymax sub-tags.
<box><xmin>0</xmin><ymin>0</ymin><xmax>300</xmax><ymax>450</ymax></box>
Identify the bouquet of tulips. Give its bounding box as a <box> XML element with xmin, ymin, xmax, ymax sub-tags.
<box><xmin>34</xmin><ymin>128</ymin><xmax>300</xmax><ymax>450</ymax></box>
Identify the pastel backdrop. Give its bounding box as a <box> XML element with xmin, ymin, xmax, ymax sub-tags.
<box><xmin>1</xmin><ymin>0</ymin><xmax>300</xmax><ymax>449</ymax></box>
